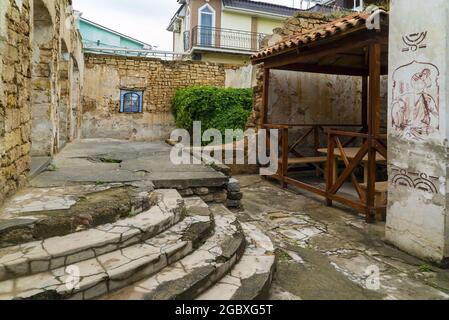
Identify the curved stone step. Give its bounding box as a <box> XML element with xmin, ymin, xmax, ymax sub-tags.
<box><xmin>0</xmin><ymin>200</ymin><xmax>213</xmax><ymax>300</ymax></box>
<box><xmin>0</xmin><ymin>190</ymin><xmax>185</xmax><ymax>282</ymax></box>
<box><xmin>197</xmin><ymin>222</ymin><xmax>276</xmax><ymax>300</ymax></box>
<box><xmin>103</xmin><ymin>203</ymin><xmax>246</xmax><ymax>300</ymax></box>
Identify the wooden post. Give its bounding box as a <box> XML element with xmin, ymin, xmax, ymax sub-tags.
<box><xmin>362</xmin><ymin>76</ymin><xmax>368</xmax><ymax>133</ymax></box>
<box><xmin>326</xmin><ymin>133</ymin><xmax>335</xmax><ymax>207</ymax></box>
<box><xmin>262</xmin><ymin>68</ymin><xmax>272</xmax><ymax>176</ymax></box>
<box><xmin>282</xmin><ymin>127</ymin><xmax>289</xmax><ymax>188</ymax></box>
<box><xmin>314</xmin><ymin>126</ymin><xmax>321</xmax><ymax>177</ymax></box>
<box><xmin>262</xmin><ymin>68</ymin><xmax>270</xmax><ymax>126</ymax></box>
<box><xmin>366</xmin><ymin>41</ymin><xmax>381</xmax><ymax>223</ymax></box>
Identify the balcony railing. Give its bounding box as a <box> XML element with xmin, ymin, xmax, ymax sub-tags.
<box><xmin>184</xmin><ymin>26</ymin><xmax>268</xmax><ymax>53</ymax></box>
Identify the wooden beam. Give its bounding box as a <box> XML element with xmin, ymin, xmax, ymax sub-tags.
<box><xmin>262</xmin><ymin>68</ymin><xmax>270</xmax><ymax>127</ymax></box>
<box><xmin>281</xmin><ymin>127</ymin><xmax>289</xmax><ymax>188</ymax></box>
<box><xmin>362</xmin><ymin>76</ymin><xmax>368</xmax><ymax>132</ymax></box>
<box><xmin>329</xmin><ymin>141</ymin><xmax>369</xmax><ymax>195</ymax></box>
<box><xmin>261</xmin><ymin>31</ymin><xmax>380</xmax><ymax>69</ymax></box>
<box><xmin>366</xmin><ymin>41</ymin><xmax>382</xmax><ymax>223</ymax></box>
<box><xmin>274</xmin><ymin>63</ymin><xmax>369</xmax><ymax>76</ymax></box>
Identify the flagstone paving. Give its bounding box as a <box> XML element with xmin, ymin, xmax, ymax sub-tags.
<box><xmin>235</xmin><ymin>175</ymin><xmax>449</xmax><ymax>300</ymax></box>
<box><xmin>0</xmin><ymin>140</ymin><xmax>229</xmax><ymax>248</ymax></box>
<box><xmin>0</xmin><ymin>193</ymin><xmax>213</xmax><ymax>300</ymax></box>
<box><xmin>0</xmin><ymin>190</ymin><xmax>185</xmax><ymax>281</ymax></box>
<box><xmin>197</xmin><ymin>221</ymin><xmax>276</xmax><ymax>300</ymax></box>
<box><xmin>103</xmin><ymin>201</ymin><xmax>247</xmax><ymax>300</ymax></box>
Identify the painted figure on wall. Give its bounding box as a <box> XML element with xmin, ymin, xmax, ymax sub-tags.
<box><xmin>391</xmin><ymin>61</ymin><xmax>439</xmax><ymax>140</ymax></box>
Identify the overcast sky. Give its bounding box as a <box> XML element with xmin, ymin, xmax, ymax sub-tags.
<box><xmin>72</xmin><ymin>0</ymin><xmax>316</xmax><ymax>51</ymax></box>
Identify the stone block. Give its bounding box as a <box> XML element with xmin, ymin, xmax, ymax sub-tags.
<box><xmin>194</xmin><ymin>187</ymin><xmax>209</xmax><ymax>196</ymax></box>
<box><xmin>226</xmin><ymin>199</ymin><xmax>241</xmax><ymax>209</ymax></box>
<box><xmin>228</xmin><ymin>192</ymin><xmax>243</xmax><ymax>201</ymax></box>
<box><xmin>227</xmin><ymin>178</ymin><xmax>240</xmax><ymax>193</ymax></box>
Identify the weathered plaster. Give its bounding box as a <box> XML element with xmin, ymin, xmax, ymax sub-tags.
<box><xmin>386</xmin><ymin>0</ymin><xmax>449</xmax><ymax>266</ymax></box>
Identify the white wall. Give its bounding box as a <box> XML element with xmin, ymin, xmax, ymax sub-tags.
<box><xmin>221</xmin><ymin>11</ymin><xmax>252</xmax><ymax>31</ymax></box>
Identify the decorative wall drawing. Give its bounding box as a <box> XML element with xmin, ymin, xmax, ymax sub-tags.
<box><xmin>391</xmin><ymin>61</ymin><xmax>440</xmax><ymax>140</ymax></box>
<box><xmin>402</xmin><ymin>32</ymin><xmax>428</xmax><ymax>52</ymax></box>
<box><xmin>391</xmin><ymin>166</ymin><xmax>438</xmax><ymax>194</ymax></box>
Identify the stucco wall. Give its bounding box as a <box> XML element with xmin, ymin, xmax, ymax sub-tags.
<box><xmin>256</xmin><ymin>17</ymin><xmax>283</xmax><ymax>35</ymax></box>
<box><xmin>81</xmin><ymin>54</ymin><xmax>229</xmax><ymax>141</ymax></box>
<box><xmin>221</xmin><ymin>11</ymin><xmax>252</xmax><ymax>31</ymax></box>
<box><xmin>386</xmin><ymin>0</ymin><xmax>449</xmax><ymax>265</ymax></box>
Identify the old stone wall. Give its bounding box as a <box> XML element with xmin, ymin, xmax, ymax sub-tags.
<box><xmin>0</xmin><ymin>0</ymin><xmax>83</xmax><ymax>204</ymax></box>
<box><xmin>0</xmin><ymin>0</ymin><xmax>32</xmax><ymax>204</ymax></box>
<box><xmin>81</xmin><ymin>54</ymin><xmax>229</xmax><ymax>141</ymax></box>
<box><xmin>31</xmin><ymin>0</ymin><xmax>84</xmax><ymax>156</ymax></box>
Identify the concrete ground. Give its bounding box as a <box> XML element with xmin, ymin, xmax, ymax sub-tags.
<box><xmin>234</xmin><ymin>175</ymin><xmax>449</xmax><ymax>300</ymax></box>
<box><xmin>30</xmin><ymin>139</ymin><xmax>228</xmax><ymax>189</ymax></box>
<box><xmin>0</xmin><ymin>139</ymin><xmax>228</xmax><ymax>246</ymax></box>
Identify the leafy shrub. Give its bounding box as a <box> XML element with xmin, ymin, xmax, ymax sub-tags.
<box><xmin>172</xmin><ymin>86</ymin><xmax>253</xmax><ymax>143</ymax></box>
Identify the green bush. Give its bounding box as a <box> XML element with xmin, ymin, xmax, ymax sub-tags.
<box><xmin>172</xmin><ymin>86</ymin><xmax>253</xmax><ymax>142</ymax></box>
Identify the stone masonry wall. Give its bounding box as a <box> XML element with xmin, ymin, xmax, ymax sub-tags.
<box><xmin>0</xmin><ymin>0</ymin><xmax>32</xmax><ymax>204</ymax></box>
<box><xmin>0</xmin><ymin>0</ymin><xmax>84</xmax><ymax>204</ymax></box>
<box><xmin>81</xmin><ymin>54</ymin><xmax>230</xmax><ymax>141</ymax></box>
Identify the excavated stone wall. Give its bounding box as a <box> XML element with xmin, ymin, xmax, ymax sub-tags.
<box><xmin>0</xmin><ymin>0</ymin><xmax>83</xmax><ymax>203</ymax></box>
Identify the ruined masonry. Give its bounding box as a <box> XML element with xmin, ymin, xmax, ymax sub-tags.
<box><xmin>0</xmin><ymin>190</ymin><xmax>275</xmax><ymax>300</ymax></box>
<box><xmin>0</xmin><ymin>0</ymin><xmax>84</xmax><ymax>203</ymax></box>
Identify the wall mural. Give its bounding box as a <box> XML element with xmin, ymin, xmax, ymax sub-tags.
<box><xmin>391</xmin><ymin>60</ymin><xmax>440</xmax><ymax>140</ymax></box>
<box><xmin>402</xmin><ymin>31</ymin><xmax>428</xmax><ymax>52</ymax></box>
<box><xmin>391</xmin><ymin>166</ymin><xmax>439</xmax><ymax>194</ymax></box>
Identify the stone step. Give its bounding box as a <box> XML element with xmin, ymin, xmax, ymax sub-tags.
<box><xmin>0</xmin><ymin>198</ymin><xmax>213</xmax><ymax>300</ymax></box>
<box><xmin>103</xmin><ymin>203</ymin><xmax>246</xmax><ymax>300</ymax></box>
<box><xmin>197</xmin><ymin>222</ymin><xmax>276</xmax><ymax>300</ymax></box>
<box><xmin>0</xmin><ymin>190</ymin><xmax>185</xmax><ymax>282</ymax></box>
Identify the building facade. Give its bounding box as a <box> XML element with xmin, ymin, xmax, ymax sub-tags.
<box><xmin>317</xmin><ymin>0</ymin><xmax>364</xmax><ymax>11</ymax></box>
<box><xmin>76</xmin><ymin>16</ymin><xmax>153</xmax><ymax>52</ymax></box>
<box><xmin>168</xmin><ymin>0</ymin><xmax>301</xmax><ymax>65</ymax></box>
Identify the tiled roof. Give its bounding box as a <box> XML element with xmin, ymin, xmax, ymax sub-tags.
<box><xmin>252</xmin><ymin>12</ymin><xmax>387</xmax><ymax>60</ymax></box>
<box><xmin>222</xmin><ymin>0</ymin><xmax>299</xmax><ymax>17</ymax></box>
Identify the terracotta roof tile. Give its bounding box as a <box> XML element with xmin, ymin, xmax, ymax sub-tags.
<box><xmin>252</xmin><ymin>12</ymin><xmax>387</xmax><ymax>60</ymax></box>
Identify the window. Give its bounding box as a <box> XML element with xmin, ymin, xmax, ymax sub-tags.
<box><xmin>353</xmin><ymin>0</ymin><xmax>363</xmax><ymax>11</ymax></box>
<box><xmin>199</xmin><ymin>4</ymin><xmax>215</xmax><ymax>46</ymax></box>
<box><xmin>120</xmin><ymin>90</ymin><xmax>143</xmax><ymax>113</ymax></box>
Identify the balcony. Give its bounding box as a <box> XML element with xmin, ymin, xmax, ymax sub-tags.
<box><xmin>183</xmin><ymin>26</ymin><xmax>268</xmax><ymax>53</ymax></box>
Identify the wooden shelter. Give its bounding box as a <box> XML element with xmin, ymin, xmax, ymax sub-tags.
<box><xmin>251</xmin><ymin>12</ymin><xmax>389</xmax><ymax>223</ymax></box>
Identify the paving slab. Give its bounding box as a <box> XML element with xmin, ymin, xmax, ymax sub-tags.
<box><xmin>236</xmin><ymin>175</ymin><xmax>449</xmax><ymax>301</ymax></box>
<box><xmin>0</xmin><ymin>190</ymin><xmax>185</xmax><ymax>281</ymax></box>
<box><xmin>28</xmin><ymin>139</ymin><xmax>228</xmax><ymax>188</ymax></box>
<box><xmin>103</xmin><ymin>202</ymin><xmax>245</xmax><ymax>300</ymax></box>
<box><xmin>0</xmin><ymin>184</ymin><xmax>153</xmax><ymax>247</ymax></box>
<box><xmin>0</xmin><ymin>140</ymin><xmax>228</xmax><ymax>247</ymax></box>
<box><xmin>197</xmin><ymin>222</ymin><xmax>276</xmax><ymax>300</ymax></box>
<box><xmin>0</xmin><ymin>208</ymin><xmax>213</xmax><ymax>300</ymax></box>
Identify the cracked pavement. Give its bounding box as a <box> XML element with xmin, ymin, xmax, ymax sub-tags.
<box><xmin>234</xmin><ymin>175</ymin><xmax>449</xmax><ymax>300</ymax></box>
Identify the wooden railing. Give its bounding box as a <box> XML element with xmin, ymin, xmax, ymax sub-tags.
<box><xmin>325</xmin><ymin>129</ymin><xmax>388</xmax><ymax>218</ymax></box>
<box><xmin>263</xmin><ymin>123</ymin><xmax>388</xmax><ymax>221</ymax></box>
